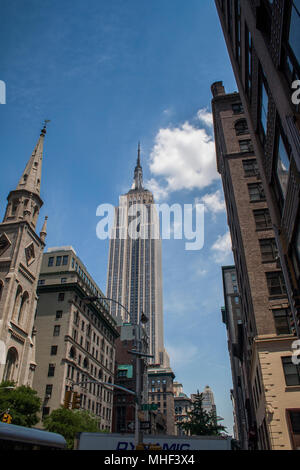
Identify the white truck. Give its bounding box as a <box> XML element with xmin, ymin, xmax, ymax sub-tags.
<box><xmin>75</xmin><ymin>432</ymin><xmax>233</xmax><ymax>450</ymax></box>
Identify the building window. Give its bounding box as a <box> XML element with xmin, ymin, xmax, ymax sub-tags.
<box><xmin>45</xmin><ymin>384</ymin><xmax>53</xmax><ymax>397</ymax></box>
<box><xmin>117</xmin><ymin>370</ymin><xmax>127</xmax><ymax>378</ymax></box>
<box><xmin>248</xmin><ymin>183</ymin><xmax>265</xmax><ymax>201</ymax></box>
<box><xmin>282</xmin><ymin>357</ymin><xmax>300</xmax><ymax>386</ymax></box>
<box><xmin>48</xmin><ymin>364</ymin><xmax>55</xmax><ymax>377</ymax></box>
<box><xmin>38</xmin><ymin>279</ymin><xmax>45</xmax><ymax>286</ymax></box>
<box><xmin>253</xmin><ymin>209</ymin><xmax>272</xmax><ymax>230</ymax></box>
<box><xmin>62</xmin><ymin>255</ymin><xmax>69</xmax><ymax>265</ymax></box>
<box><xmin>259</xmin><ymin>238</ymin><xmax>278</xmax><ymax>262</ymax></box>
<box><xmin>239</xmin><ymin>139</ymin><xmax>253</xmax><ymax>153</ymax></box>
<box><xmin>245</xmin><ymin>23</ymin><xmax>252</xmax><ymax>99</ymax></box>
<box><xmin>58</xmin><ymin>293</ymin><xmax>65</xmax><ymax>302</ymax></box>
<box><xmin>273</xmin><ymin>309</ymin><xmax>292</xmax><ymax>335</ymax></box>
<box><xmin>243</xmin><ymin>159</ymin><xmax>259</xmax><ymax>177</ymax></box>
<box><xmin>266</xmin><ymin>272</ymin><xmax>287</xmax><ymax>296</ymax></box>
<box><xmin>288</xmin><ymin>2</ymin><xmax>300</xmax><ymax>65</ymax></box>
<box><xmin>56</xmin><ymin>310</ymin><xmax>63</xmax><ymax>319</ymax></box>
<box><xmin>235</xmin><ymin>119</ymin><xmax>248</xmax><ymax>136</ymax></box>
<box><xmin>53</xmin><ymin>325</ymin><xmax>60</xmax><ymax>337</ymax></box>
<box><xmin>259</xmin><ymin>73</ymin><xmax>269</xmax><ymax>143</ymax></box>
<box><xmin>232</xmin><ymin>102</ymin><xmax>243</xmax><ymax>114</ymax></box>
<box><xmin>274</xmin><ymin>125</ymin><xmax>291</xmax><ymax>199</ymax></box>
<box><xmin>61</xmin><ymin>278</ymin><xmax>67</xmax><ymax>284</ymax></box>
<box><xmin>50</xmin><ymin>345</ymin><xmax>58</xmax><ymax>355</ymax></box>
<box><xmin>227</xmin><ymin>0</ymin><xmax>233</xmax><ymax>38</ymax></box>
<box><xmin>287</xmin><ymin>410</ymin><xmax>300</xmax><ymax>450</ymax></box>
<box><xmin>48</xmin><ymin>257</ymin><xmax>54</xmax><ymax>267</ymax></box>
<box><xmin>235</xmin><ymin>0</ymin><xmax>241</xmax><ymax>64</ymax></box>
<box><xmin>56</xmin><ymin>256</ymin><xmax>62</xmax><ymax>267</ymax></box>
<box><xmin>42</xmin><ymin>407</ymin><xmax>50</xmax><ymax>417</ymax></box>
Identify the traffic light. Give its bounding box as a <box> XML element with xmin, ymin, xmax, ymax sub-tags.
<box><xmin>71</xmin><ymin>392</ymin><xmax>81</xmax><ymax>409</ymax></box>
<box><xmin>63</xmin><ymin>390</ymin><xmax>72</xmax><ymax>409</ymax></box>
<box><xmin>2</xmin><ymin>413</ymin><xmax>12</xmax><ymax>424</ymax></box>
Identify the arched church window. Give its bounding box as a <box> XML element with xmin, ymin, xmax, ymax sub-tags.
<box><xmin>12</xmin><ymin>285</ymin><xmax>23</xmax><ymax>321</ymax></box>
<box><xmin>11</xmin><ymin>199</ymin><xmax>19</xmax><ymax>216</ymax></box>
<box><xmin>3</xmin><ymin>347</ymin><xmax>18</xmax><ymax>382</ymax></box>
<box><xmin>17</xmin><ymin>291</ymin><xmax>29</xmax><ymax>324</ymax></box>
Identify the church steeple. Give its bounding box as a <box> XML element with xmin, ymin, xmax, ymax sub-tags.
<box><xmin>132</xmin><ymin>142</ymin><xmax>143</xmax><ymax>190</ymax></box>
<box><xmin>3</xmin><ymin>122</ymin><xmax>48</xmax><ymax>229</ymax></box>
<box><xmin>16</xmin><ymin>124</ymin><xmax>47</xmax><ymax>197</ymax></box>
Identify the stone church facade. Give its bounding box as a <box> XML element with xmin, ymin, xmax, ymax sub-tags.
<box><xmin>0</xmin><ymin>124</ymin><xmax>48</xmax><ymax>386</ymax></box>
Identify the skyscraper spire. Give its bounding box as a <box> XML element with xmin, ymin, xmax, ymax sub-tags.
<box><xmin>137</xmin><ymin>141</ymin><xmax>141</xmax><ymax>167</ymax></box>
<box><xmin>132</xmin><ymin>142</ymin><xmax>143</xmax><ymax>190</ymax></box>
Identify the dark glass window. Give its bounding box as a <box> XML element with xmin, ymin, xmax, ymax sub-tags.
<box><xmin>274</xmin><ymin>125</ymin><xmax>291</xmax><ymax>198</ymax></box>
<box><xmin>42</xmin><ymin>407</ymin><xmax>50</xmax><ymax>417</ymax></box>
<box><xmin>58</xmin><ymin>293</ymin><xmax>65</xmax><ymax>301</ymax></box>
<box><xmin>62</xmin><ymin>255</ymin><xmax>69</xmax><ymax>265</ymax></box>
<box><xmin>245</xmin><ymin>23</ymin><xmax>252</xmax><ymax>99</ymax></box>
<box><xmin>289</xmin><ymin>2</ymin><xmax>300</xmax><ymax>65</ymax></box>
<box><xmin>227</xmin><ymin>0</ymin><xmax>233</xmax><ymax>38</ymax></box>
<box><xmin>56</xmin><ymin>256</ymin><xmax>62</xmax><ymax>266</ymax></box>
<box><xmin>282</xmin><ymin>357</ymin><xmax>300</xmax><ymax>386</ymax></box>
<box><xmin>56</xmin><ymin>310</ymin><xmax>62</xmax><ymax>319</ymax></box>
<box><xmin>289</xmin><ymin>410</ymin><xmax>300</xmax><ymax>433</ymax></box>
<box><xmin>259</xmin><ymin>238</ymin><xmax>278</xmax><ymax>262</ymax></box>
<box><xmin>235</xmin><ymin>119</ymin><xmax>248</xmax><ymax>136</ymax></box>
<box><xmin>235</xmin><ymin>0</ymin><xmax>241</xmax><ymax>63</ymax></box>
<box><xmin>248</xmin><ymin>183</ymin><xmax>265</xmax><ymax>201</ymax></box>
<box><xmin>48</xmin><ymin>364</ymin><xmax>55</xmax><ymax>377</ymax></box>
<box><xmin>50</xmin><ymin>345</ymin><xmax>58</xmax><ymax>355</ymax></box>
<box><xmin>253</xmin><ymin>209</ymin><xmax>272</xmax><ymax>229</ymax></box>
<box><xmin>243</xmin><ymin>159</ymin><xmax>259</xmax><ymax>176</ymax></box>
<box><xmin>45</xmin><ymin>384</ymin><xmax>53</xmax><ymax>396</ymax></box>
<box><xmin>266</xmin><ymin>271</ymin><xmax>287</xmax><ymax>296</ymax></box>
<box><xmin>48</xmin><ymin>257</ymin><xmax>54</xmax><ymax>267</ymax></box>
<box><xmin>273</xmin><ymin>309</ymin><xmax>292</xmax><ymax>335</ymax></box>
<box><xmin>53</xmin><ymin>325</ymin><xmax>60</xmax><ymax>336</ymax></box>
<box><xmin>259</xmin><ymin>74</ymin><xmax>269</xmax><ymax>142</ymax></box>
<box><xmin>239</xmin><ymin>139</ymin><xmax>253</xmax><ymax>153</ymax></box>
<box><xmin>232</xmin><ymin>102</ymin><xmax>244</xmax><ymax>114</ymax></box>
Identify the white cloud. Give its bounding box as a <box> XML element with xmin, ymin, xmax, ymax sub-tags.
<box><xmin>144</xmin><ymin>178</ymin><xmax>169</xmax><ymax>202</ymax></box>
<box><xmin>197</xmin><ymin>108</ymin><xmax>213</xmax><ymax>127</ymax></box>
<box><xmin>195</xmin><ymin>189</ymin><xmax>226</xmax><ymax>215</ymax></box>
<box><xmin>148</xmin><ymin>116</ymin><xmax>219</xmax><ymax>197</ymax></box>
<box><xmin>211</xmin><ymin>231</ymin><xmax>232</xmax><ymax>263</ymax></box>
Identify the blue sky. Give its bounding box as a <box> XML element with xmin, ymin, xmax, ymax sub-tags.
<box><xmin>0</xmin><ymin>0</ymin><xmax>237</xmax><ymax>433</ymax></box>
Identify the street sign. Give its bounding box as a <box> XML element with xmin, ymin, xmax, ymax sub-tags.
<box><xmin>140</xmin><ymin>421</ymin><xmax>150</xmax><ymax>430</ymax></box>
<box><xmin>141</xmin><ymin>403</ymin><xmax>158</xmax><ymax>411</ymax></box>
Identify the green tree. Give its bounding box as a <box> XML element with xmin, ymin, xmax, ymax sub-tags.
<box><xmin>178</xmin><ymin>391</ymin><xmax>227</xmax><ymax>436</ymax></box>
<box><xmin>43</xmin><ymin>407</ymin><xmax>102</xmax><ymax>449</ymax></box>
<box><xmin>0</xmin><ymin>380</ymin><xmax>41</xmax><ymax>427</ymax></box>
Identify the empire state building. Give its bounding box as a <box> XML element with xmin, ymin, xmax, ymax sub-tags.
<box><xmin>106</xmin><ymin>145</ymin><xmax>169</xmax><ymax>366</ymax></box>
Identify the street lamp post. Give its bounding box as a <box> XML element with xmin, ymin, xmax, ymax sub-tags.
<box><xmin>83</xmin><ymin>295</ymin><xmax>151</xmax><ymax>449</ymax></box>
